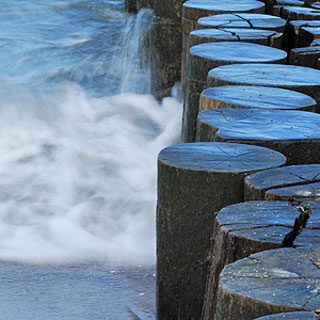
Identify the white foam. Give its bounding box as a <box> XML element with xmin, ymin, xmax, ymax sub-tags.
<box><xmin>0</xmin><ymin>83</ymin><xmax>182</xmax><ymax>266</ymax></box>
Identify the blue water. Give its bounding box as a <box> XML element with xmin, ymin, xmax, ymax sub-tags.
<box><xmin>0</xmin><ymin>1</ymin><xmax>181</xmax><ymax>318</ymax></box>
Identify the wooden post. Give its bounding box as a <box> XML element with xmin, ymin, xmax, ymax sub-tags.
<box><xmin>150</xmin><ymin>0</ymin><xmax>187</xmax><ymax>98</ymax></box>
<box><xmin>197</xmin><ymin>13</ymin><xmax>287</xmax><ymax>32</ymax></box>
<box><xmin>181</xmin><ymin>0</ymin><xmax>266</xmax><ymax>93</ymax></box>
<box><xmin>245</xmin><ymin>164</ymin><xmax>320</xmax><ymax>201</ymax></box>
<box><xmin>157</xmin><ymin>142</ymin><xmax>286</xmax><ymax>320</ymax></box>
<box><xmin>189</xmin><ymin>28</ymin><xmax>283</xmax><ymax>49</ymax></box>
<box><xmin>202</xmin><ymin>200</ymin><xmax>320</xmax><ymax>319</ymax></box>
<box><xmin>182</xmin><ymin>43</ymin><xmax>287</xmax><ymax>142</ymax></box>
<box><xmin>196</xmin><ymin>108</ymin><xmax>320</xmax><ymax>165</ymax></box>
<box><xmin>207</xmin><ymin>63</ymin><xmax>320</xmax><ymax>106</ymax></box>
<box><xmin>290</xmin><ymin>46</ymin><xmax>320</xmax><ymax>68</ymax></box>
<box><xmin>215</xmin><ymin>246</ymin><xmax>320</xmax><ymax>319</ymax></box>
<box><xmin>199</xmin><ymin>86</ymin><xmax>316</xmax><ymax>113</ymax></box>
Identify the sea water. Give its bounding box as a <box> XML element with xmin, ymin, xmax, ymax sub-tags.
<box><xmin>0</xmin><ymin>1</ymin><xmax>181</xmax><ymax>319</ymax></box>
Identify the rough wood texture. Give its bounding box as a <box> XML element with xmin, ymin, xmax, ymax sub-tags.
<box><xmin>125</xmin><ymin>0</ymin><xmax>137</xmax><ymax>12</ymax></box>
<box><xmin>150</xmin><ymin>17</ymin><xmax>182</xmax><ymax>98</ymax></box>
<box><xmin>265</xmin><ymin>182</ymin><xmax>320</xmax><ymax>201</ymax></box>
<box><xmin>183</xmin><ymin>27</ymin><xmax>283</xmax><ymax>95</ymax></box>
<box><xmin>290</xmin><ymin>46</ymin><xmax>320</xmax><ymax>68</ymax></box>
<box><xmin>281</xmin><ymin>5</ymin><xmax>320</xmax><ymax>20</ymax></box>
<box><xmin>151</xmin><ymin>0</ymin><xmax>187</xmax><ymax>97</ymax></box>
<box><xmin>202</xmin><ymin>200</ymin><xmax>320</xmax><ymax>320</ymax></box>
<box><xmin>181</xmin><ymin>0</ymin><xmax>266</xmax><ymax>92</ymax></box>
<box><xmin>197</xmin><ymin>13</ymin><xmax>286</xmax><ymax>32</ymax></box>
<box><xmin>154</xmin><ymin>0</ymin><xmax>187</xmax><ymax>21</ymax></box>
<box><xmin>182</xmin><ymin>43</ymin><xmax>287</xmax><ymax>142</ymax></box>
<box><xmin>207</xmin><ymin>63</ymin><xmax>320</xmax><ymax>105</ymax></box>
<box><xmin>288</xmin><ymin>20</ymin><xmax>320</xmax><ymax>48</ymax></box>
<box><xmin>245</xmin><ymin>164</ymin><xmax>320</xmax><ymax>201</ymax></box>
<box><xmin>214</xmin><ymin>246</ymin><xmax>320</xmax><ymax>319</ymax></box>
<box><xmin>199</xmin><ymin>86</ymin><xmax>317</xmax><ymax>113</ymax></box>
<box><xmin>196</xmin><ymin>108</ymin><xmax>320</xmax><ymax>165</ymax></box>
<box><xmin>255</xmin><ymin>311</ymin><xmax>319</xmax><ymax>319</ymax></box>
<box><xmin>189</xmin><ymin>28</ymin><xmax>283</xmax><ymax>48</ymax></box>
<box><xmin>157</xmin><ymin>142</ymin><xmax>286</xmax><ymax>320</ymax></box>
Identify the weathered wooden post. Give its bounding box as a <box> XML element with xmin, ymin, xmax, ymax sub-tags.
<box><xmin>199</xmin><ymin>85</ymin><xmax>316</xmax><ymax>113</ymax></box>
<box><xmin>197</xmin><ymin>13</ymin><xmax>287</xmax><ymax>32</ymax></box>
<box><xmin>157</xmin><ymin>142</ymin><xmax>286</xmax><ymax>320</ymax></box>
<box><xmin>189</xmin><ymin>28</ymin><xmax>283</xmax><ymax>49</ymax></box>
<box><xmin>207</xmin><ymin>63</ymin><xmax>320</xmax><ymax>105</ymax></box>
<box><xmin>244</xmin><ymin>164</ymin><xmax>320</xmax><ymax>200</ymax></box>
<box><xmin>215</xmin><ymin>247</ymin><xmax>320</xmax><ymax>319</ymax></box>
<box><xmin>181</xmin><ymin>0</ymin><xmax>266</xmax><ymax>92</ymax></box>
<box><xmin>150</xmin><ymin>0</ymin><xmax>186</xmax><ymax>98</ymax></box>
<box><xmin>202</xmin><ymin>200</ymin><xmax>320</xmax><ymax>319</ymax></box>
<box><xmin>196</xmin><ymin>108</ymin><xmax>320</xmax><ymax>164</ymax></box>
<box><xmin>182</xmin><ymin>43</ymin><xmax>287</xmax><ymax>142</ymax></box>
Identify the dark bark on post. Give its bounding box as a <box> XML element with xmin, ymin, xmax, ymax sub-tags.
<box><xmin>157</xmin><ymin>142</ymin><xmax>286</xmax><ymax>320</ymax></box>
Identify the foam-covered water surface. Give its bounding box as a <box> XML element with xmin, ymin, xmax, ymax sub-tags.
<box><xmin>0</xmin><ymin>0</ymin><xmax>181</xmax><ymax>318</ymax></box>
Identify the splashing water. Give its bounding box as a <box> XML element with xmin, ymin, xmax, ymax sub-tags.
<box><xmin>0</xmin><ymin>1</ymin><xmax>182</xmax><ymax>266</ymax></box>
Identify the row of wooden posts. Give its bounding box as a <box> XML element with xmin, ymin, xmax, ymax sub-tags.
<box><xmin>126</xmin><ymin>0</ymin><xmax>320</xmax><ymax>319</ymax></box>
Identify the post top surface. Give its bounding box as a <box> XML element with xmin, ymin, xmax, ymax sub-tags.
<box><xmin>158</xmin><ymin>142</ymin><xmax>286</xmax><ymax>173</ymax></box>
<box><xmin>198</xmin><ymin>108</ymin><xmax>320</xmax><ymax>141</ymax></box>
<box><xmin>190</xmin><ymin>42</ymin><xmax>287</xmax><ymax>62</ymax></box>
<box><xmin>208</xmin><ymin>63</ymin><xmax>320</xmax><ymax>87</ymax></box>
<box><xmin>201</xmin><ymin>85</ymin><xmax>316</xmax><ymax>110</ymax></box>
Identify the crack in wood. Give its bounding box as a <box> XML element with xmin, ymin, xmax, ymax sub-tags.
<box><xmin>281</xmin><ymin>203</ymin><xmax>312</xmax><ymax>247</ymax></box>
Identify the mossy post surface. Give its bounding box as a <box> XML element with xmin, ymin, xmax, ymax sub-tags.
<box><xmin>157</xmin><ymin>142</ymin><xmax>286</xmax><ymax>320</ymax></box>
<box><xmin>202</xmin><ymin>200</ymin><xmax>320</xmax><ymax>320</ymax></box>
<box><xmin>215</xmin><ymin>247</ymin><xmax>320</xmax><ymax>319</ymax></box>
<box><xmin>196</xmin><ymin>108</ymin><xmax>320</xmax><ymax>165</ymax></box>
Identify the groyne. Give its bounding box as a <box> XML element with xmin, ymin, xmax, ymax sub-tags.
<box><xmin>127</xmin><ymin>0</ymin><xmax>320</xmax><ymax>319</ymax></box>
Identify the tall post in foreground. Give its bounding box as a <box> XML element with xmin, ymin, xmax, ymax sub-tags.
<box><xmin>157</xmin><ymin>142</ymin><xmax>286</xmax><ymax>320</ymax></box>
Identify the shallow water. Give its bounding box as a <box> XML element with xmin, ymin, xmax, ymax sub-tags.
<box><xmin>0</xmin><ymin>1</ymin><xmax>181</xmax><ymax>318</ymax></box>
